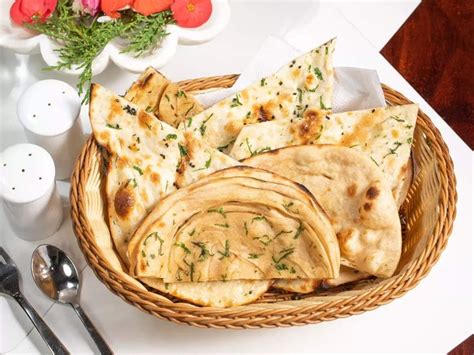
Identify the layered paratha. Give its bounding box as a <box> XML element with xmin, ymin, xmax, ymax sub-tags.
<box><xmin>244</xmin><ymin>145</ymin><xmax>401</xmax><ymax>277</ymax></box>
<box><xmin>179</xmin><ymin>38</ymin><xmax>336</xmax><ymax>153</ymax></box>
<box><xmin>140</xmin><ymin>278</ymin><xmax>271</xmax><ymax>307</ymax></box>
<box><xmin>232</xmin><ymin>104</ymin><xmax>418</xmax><ymax>205</ymax></box>
<box><xmin>129</xmin><ymin>166</ymin><xmax>340</xmax><ymax>282</ymax></box>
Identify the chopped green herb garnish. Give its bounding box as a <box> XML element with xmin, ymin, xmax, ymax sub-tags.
<box><xmin>187</xmin><ymin>117</ymin><xmax>193</xmax><ymax>127</ymax></box>
<box><xmin>370</xmin><ymin>156</ymin><xmax>380</xmax><ymax>167</ymax></box>
<box><xmin>244</xmin><ymin>221</ymin><xmax>249</xmax><ymax>236</ymax></box>
<box><xmin>294</xmin><ymin>222</ymin><xmax>304</xmax><ymax>239</ymax></box>
<box><xmin>275</xmin><ymin>230</ymin><xmax>292</xmax><ymax>239</ymax></box>
<box><xmin>145</xmin><ymin>106</ymin><xmax>153</xmax><ymax>112</ymax></box>
<box><xmin>230</xmin><ymin>94</ymin><xmax>242</xmax><ymax>107</ymax></box>
<box><xmin>199</xmin><ymin>113</ymin><xmax>213</xmax><ymax>136</ymax></box>
<box><xmin>314</xmin><ymin>67</ymin><xmax>323</xmax><ymax>80</ymax></box>
<box><xmin>191</xmin><ymin>241</ymin><xmax>214</xmax><ymax>260</ymax></box>
<box><xmin>218</xmin><ymin>240</ymin><xmax>230</xmax><ymax>259</ymax></box>
<box><xmin>253</xmin><ymin>235</ymin><xmax>272</xmax><ymax>246</ymax></box>
<box><xmin>166</xmin><ymin>133</ymin><xmax>177</xmax><ymax>140</ymax></box>
<box><xmin>297</xmin><ymin>88</ymin><xmax>303</xmax><ymax>103</ymax></box>
<box><xmin>141</xmin><ymin>250</ymin><xmax>146</xmax><ymax>258</ymax></box>
<box><xmin>184</xmin><ymin>104</ymin><xmax>195</xmax><ymax>117</ymax></box>
<box><xmin>389</xmin><ymin>115</ymin><xmax>405</xmax><ymax>122</ymax></box>
<box><xmin>176</xmin><ymin>90</ymin><xmax>186</xmax><ymax>98</ymax></box>
<box><xmin>407</xmin><ymin>137</ymin><xmax>413</xmax><ymax>144</ymax></box>
<box><xmin>217</xmin><ymin>139</ymin><xmax>235</xmax><ymax>152</ymax></box>
<box><xmin>214</xmin><ymin>223</ymin><xmax>230</xmax><ymax>228</ymax></box>
<box><xmin>133</xmin><ymin>165</ymin><xmax>143</xmax><ymax>175</ymax></box>
<box><xmin>175</xmin><ymin>242</ymin><xmax>191</xmax><ymax>254</ymax></box>
<box><xmin>383</xmin><ymin>141</ymin><xmax>403</xmax><ymax>158</ymax></box>
<box><xmin>260</xmin><ymin>78</ymin><xmax>267</xmax><ymax>86</ymax></box>
<box><xmin>178</xmin><ymin>143</ymin><xmax>188</xmax><ymax>157</ymax></box>
<box><xmin>314</xmin><ymin>124</ymin><xmax>324</xmax><ymax>141</ymax></box>
<box><xmin>205</xmin><ymin>155</ymin><xmax>212</xmax><ymax>168</ymax></box>
<box><xmin>272</xmin><ymin>247</ymin><xmax>295</xmax><ymax>271</ymax></box>
<box><xmin>319</xmin><ymin>95</ymin><xmax>330</xmax><ymax>110</ymax></box>
<box><xmin>207</xmin><ymin>207</ymin><xmax>226</xmax><ymax>217</ymax></box>
<box><xmin>183</xmin><ymin>260</ymin><xmax>195</xmax><ymax>281</ymax></box>
<box><xmin>252</xmin><ymin>216</ymin><xmax>269</xmax><ymax>223</ymax></box>
<box><xmin>156</xmin><ymin>234</ymin><xmax>165</xmax><ymax>256</ymax></box>
<box><xmin>106</xmin><ymin>123</ymin><xmax>121</xmax><ymax>129</ymax></box>
<box><xmin>221</xmin><ymin>273</ymin><xmax>228</xmax><ymax>282</ymax></box>
<box><xmin>283</xmin><ymin>201</ymin><xmax>298</xmax><ymax>213</ymax></box>
<box><xmin>194</xmin><ymin>155</ymin><xmax>212</xmax><ymax>171</ymax></box>
<box><xmin>248</xmin><ymin>253</ymin><xmax>261</xmax><ymax>259</ymax></box>
<box><xmin>325</xmin><ymin>46</ymin><xmax>329</xmax><ymax>55</ymax></box>
<box><xmin>188</xmin><ymin>228</ymin><xmax>196</xmax><ymax>236</ymax></box>
<box><xmin>245</xmin><ymin>138</ymin><xmax>271</xmax><ymax>157</ymax></box>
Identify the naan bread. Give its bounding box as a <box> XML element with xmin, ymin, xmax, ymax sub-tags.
<box><xmin>128</xmin><ymin>166</ymin><xmax>340</xmax><ymax>282</ymax></box>
<box><xmin>232</xmin><ymin>104</ymin><xmax>418</xmax><ymax>206</ymax></box>
<box><xmin>89</xmin><ymin>84</ymin><xmax>238</xmax><ymax>263</ymax></box>
<box><xmin>141</xmin><ymin>277</ymin><xmax>271</xmax><ymax>307</ymax></box>
<box><xmin>244</xmin><ymin>145</ymin><xmax>401</xmax><ymax>277</ymax></box>
<box><xmin>179</xmin><ymin>39</ymin><xmax>336</xmax><ymax>153</ymax></box>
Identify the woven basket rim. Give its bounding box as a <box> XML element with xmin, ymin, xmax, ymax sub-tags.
<box><xmin>70</xmin><ymin>76</ymin><xmax>457</xmax><ymax>329</ymax></box>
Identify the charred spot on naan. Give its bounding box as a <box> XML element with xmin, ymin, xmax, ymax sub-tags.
<box><xmin>347</xmin><ymin>183</ymin><xmax>357</xmax><ymax>197</ymax></box>
<box><xmin>293</xmin><ymin>108</ymin><xmax>326</xmax><ymax>144</ymax></box>
<box><xmin>365</xmin><ymin>186</ymin><xmax>380</xmax><ymax>200</ymax></box>
<box><xmin>339</xmin><ymin>108</ymin><xmax>384</xmax><ymax>147</ymax></box>
<box><xmin>138</xmin><ymin>111</ymin><xmax>155</xmax><ymax>132</ymax></box>
<box><xmin>114</xmin><ymin>185</ymin><xmax>135</xmax><ymax>219</ymax></box>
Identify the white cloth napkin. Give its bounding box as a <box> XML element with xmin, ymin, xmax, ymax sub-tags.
<box><xmin>196</xmin><ymin>35</ymin><xmax>386</xmax><ymax>112</ymax></box>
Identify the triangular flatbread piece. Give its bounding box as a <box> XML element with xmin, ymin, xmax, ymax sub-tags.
<box><xmin>179</xmin><ymin>38</ymin><xmax>336</xmax><ymax>153</ymax></box>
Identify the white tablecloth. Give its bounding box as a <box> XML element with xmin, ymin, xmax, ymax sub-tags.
<box><xmin>1</xmin><ymin>1</ymin><xmax>472</xmax><ymax>353</ymax></box>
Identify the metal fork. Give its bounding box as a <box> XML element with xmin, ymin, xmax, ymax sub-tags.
<box><xmin>0</xmin><ymin>247</ymin><xmax>69</xmax><ymax>355</ymax></box>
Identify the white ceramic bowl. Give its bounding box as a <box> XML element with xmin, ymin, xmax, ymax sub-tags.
<box><xmin>0</xmin><ymin>0</ymin><xmax>230</xmax><ymax>75</ymax></box>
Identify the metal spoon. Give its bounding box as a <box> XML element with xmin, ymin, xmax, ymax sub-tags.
<box><xmin>31</xmin><ymin>244</ymin><xmax>113</xmax><ymax>355</ymax></box>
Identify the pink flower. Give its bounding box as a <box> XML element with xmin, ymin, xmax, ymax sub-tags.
<box><xmin>72</xmin><ymin>0</ymin><xmax>100</xmax><ymax>16</ymax></box>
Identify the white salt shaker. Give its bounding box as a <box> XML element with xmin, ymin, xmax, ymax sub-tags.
<box><xmin>17</xmin><ymin>80</ymin><xmax>84</xmax><ymax>180</ymax></box>
<box><xmin>0</xmin><ymin>144</ymin><xmax>64</xmax><ymax>241</ymax></box>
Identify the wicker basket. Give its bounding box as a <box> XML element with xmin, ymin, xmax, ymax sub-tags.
<box><xmin>70</xmin><ymin>75</ymin><xmax>457</xmax><ymax>329</ymax></box>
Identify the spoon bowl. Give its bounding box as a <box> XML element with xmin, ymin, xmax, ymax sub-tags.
<box><xmin>31</xmin><ymin>244</ymin><xmax>80</xmax><ymax>304</ymax></box>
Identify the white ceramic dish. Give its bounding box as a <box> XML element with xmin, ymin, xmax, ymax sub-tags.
<box><xmin>0</xmin><ymin>0</ymin><xmax>230</xmax><ymax>75</ymax></box>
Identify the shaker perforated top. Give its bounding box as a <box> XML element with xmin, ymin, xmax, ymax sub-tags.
<box><xmin>0</xmin><ymin>144</ymin><xmax>56</xmax><ymax>204</ymax></box>
<box><xmin>17</xmin><ymin>80</ymin><xmax>81</xmax><ymax>136</ymax></box>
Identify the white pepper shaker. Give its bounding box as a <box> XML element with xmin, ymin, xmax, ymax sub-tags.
<box><xmin>0</xmin><ymin>144</ymin><xmax>64</xmax><ymax>241</ymax></box>
<box><xmin>17</xmin><ymin>80</ymin><xmax>84</xmax><ymax>180</ymax></box>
